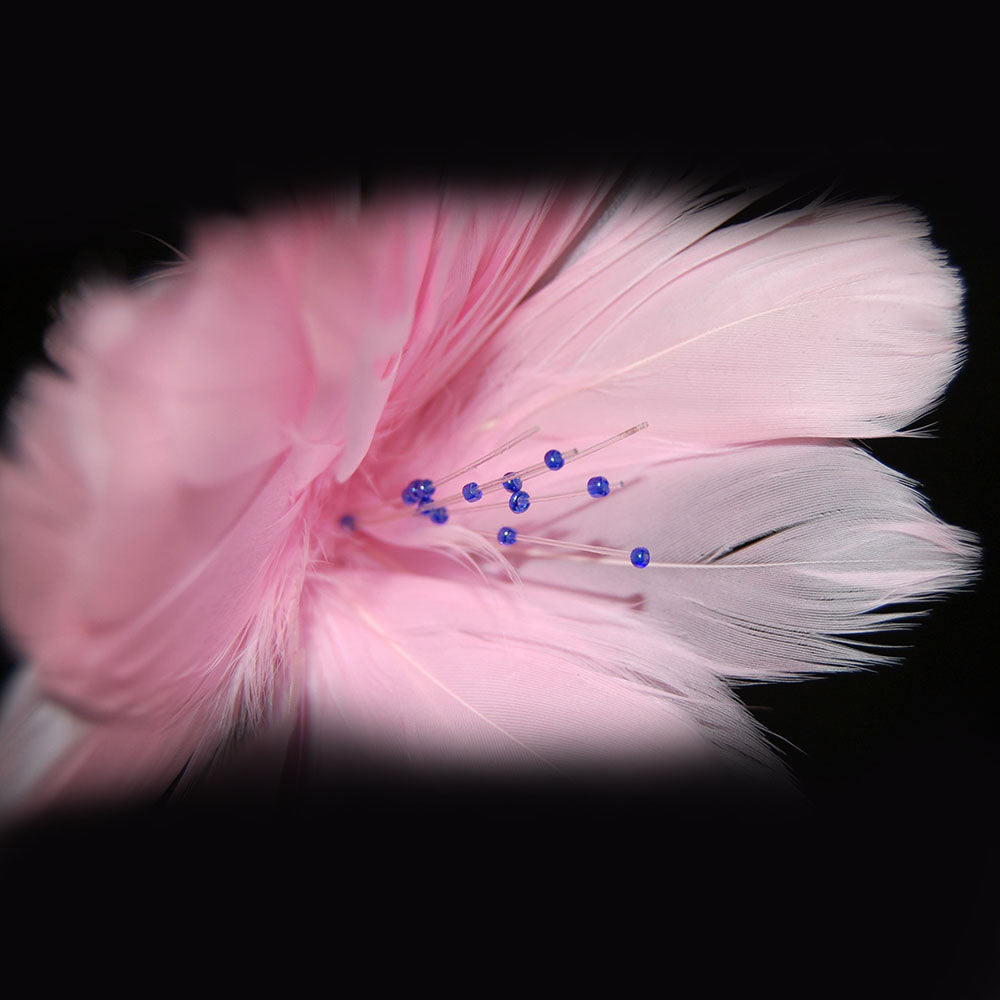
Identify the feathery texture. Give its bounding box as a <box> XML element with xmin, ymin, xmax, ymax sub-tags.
<box><xmin>0</xmin><ymin>177</ymin><xmax>976</xmax><ymax>825</ymax></box>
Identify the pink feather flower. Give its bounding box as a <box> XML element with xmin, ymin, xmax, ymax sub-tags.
<box><xmin>0</xmin><ymin>176</ymin><xmax>977</xmax><ymax>827</ymax></box>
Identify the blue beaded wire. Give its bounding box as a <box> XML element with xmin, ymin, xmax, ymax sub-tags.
<box><xmin>402</xmin><ymin>478</ymin><xmax>436</xmax><ymax>505</ymax></box>
<box><xmin>630</xmin><ymin>547</ymin><xmax>650</xmax><ymax>568</ymax></box>
<box><xmin>462</xmin><ymin>482</ymin><xmax>483</xmax><ymax>502</ymax></box>
<box><xmin>406</xmin><ymin>424</ymin><xmax>654</xmax><ymax>572</ymax></box>
<box><xmin>421</xmin><ymin>506</ymin><xmax>449</xmax><ymax>524</ymax></box>
<box><xmin>508</xmin><ymin>490</ymin><xmax>531</xmax><ymax>513</ymax></box>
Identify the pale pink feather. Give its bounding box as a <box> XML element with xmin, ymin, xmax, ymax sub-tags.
<box><xmin>480</xmin><ymin>195</ymin><xmax>963</xmax><ymax>444</ymax></box>
<box><xmin>299</xmin><ymin>571</ymin><xmax>766</xmax><ymax>772</ymax></box>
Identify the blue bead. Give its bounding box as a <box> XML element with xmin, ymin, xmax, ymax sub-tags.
<box><xmin>502</xmin><ymin>473</ymin><xmax>522</xmax><ymax>493</ymax></box>
<box><xmin>544</xmin><ymin>449</ymin><xmax>564</xmax><ymax>470</ymax></box>
<box><xmin>497</xmin><ymin>526</ymin><xmax>517</xmax><ymax>545</ymax></box>
<box><xmin>402</xmin><ymin>478</ymin><xmax>435</xmax><ymax>505</ymax></box>
<box><xmin>508</xmin><ymin>490</ymin><xmax>530</xmax><ymax>513</ymax></box>
<box><xmin>462</xmin><ymin>482</ymin><xmax>483</xmax><ymax>502</ymax></box>
<box><xmin>420</xmin><ymin>506</ymin><xmax>448</xmax><ymax>523</ymax></box>
<box><xmin>587</xmin><ymin>476</ymin><xmax>610</xmax><ymax>497</ymax></box>
<box><xmin>630</xmin><ymin>546</ymin><xmax>650</xmax><ymax>568</ymax></box>
<box><xmin>339</xmin><ymin>514</ymin><xmax>356</xmax><ymax>531</ymax></box>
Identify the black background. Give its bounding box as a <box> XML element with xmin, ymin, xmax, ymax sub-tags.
<box><xmin>0</xmin><ymin>46</ymin><xmax>995</xmax><ymax>993</ymax></box>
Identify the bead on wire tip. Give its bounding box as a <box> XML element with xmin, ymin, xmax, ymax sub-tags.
<box><xmin>420</xmin><ymin>506</ymin><xmax>449</xmax><ymax>524</ymax></box>
<box><xmin>630</xmin><ymin>547</ymin><xmax>650</xmax><ymax>568</ymax></box>
<box><xmin>430</xmin><ymin>422</ymin><xmax>647</xmax><ymax>508</ymax></box>
<box><xmin>587</xmin><ymin>476</ymin><xmax>611</xmax><ymax>497</ymax></box>
<box><xmin>508</xmin><ymin>490</ymin><xmax>531</xmax><ymax>513</ymax></box>
<box><xmin>485</xmin><ymin>529</ymin><xmax>651</xmax><ymax>568</ymax></box>
<box><xmin>401</xmin><ymin>478</ymin><xmax>435</xmax><ymax>506</ymax></box>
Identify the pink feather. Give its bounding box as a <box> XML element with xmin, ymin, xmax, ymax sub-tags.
<box><xmin>0</xmin><ymin>177</ymin><xmax>976</xmax><ymax>828</ymax></box>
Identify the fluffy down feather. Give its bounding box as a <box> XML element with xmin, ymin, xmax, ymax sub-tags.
<box><xmin>0</xmin><ymin>177</ymin><xmax>976</xmax><ymax>826</ymax></box>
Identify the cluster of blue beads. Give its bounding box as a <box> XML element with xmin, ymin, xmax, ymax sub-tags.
<box><xmin>402</xmin><ymin>479</ymin><xmax>435</xmax><ymax>506</ymax></box>
<box><xmin>401</xmin><ymin>444</ymin><xmax>648</xmax><ymax>568</ymax></box>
